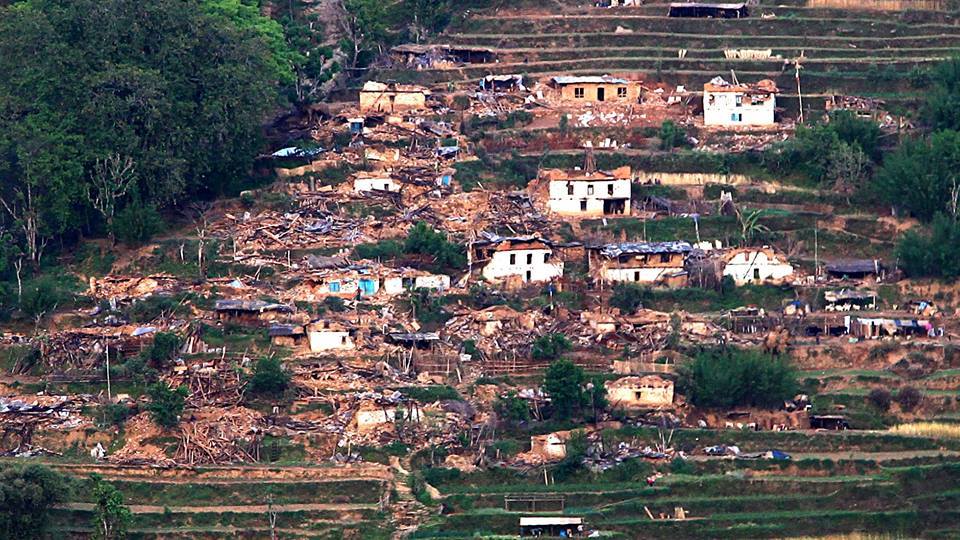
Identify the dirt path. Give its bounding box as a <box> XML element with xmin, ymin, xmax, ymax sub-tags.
<box><xmin>689</xmin><ymin>449</ymin><xmax>960</xmax><ymax>462</ymax></box>
<box><xmin>39</xmin><ymin>461</ymin><xmax>393</xmax><ymax>483</ymax></box>
<box><xmin>57</xmin><ymin>502</ymin><xmax>377</xmax><ymax>514</ymax></box>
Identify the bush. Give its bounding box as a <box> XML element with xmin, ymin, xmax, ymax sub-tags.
<box><xmin>404</xmin><ymin>221</ymin><xmax>465</xmax><ymax>273</ymax></box>
<box><xmin>145</xmin><ymin>383</ymin><xmax>187</xmax><ymax>429</ymax></box>
<box><xmin>353</xmin><ymin>239</ymin><xmax>404</xmax><ymax>261</ymax></box>
<box><xmin>868</xmin><ymin>388</ymin><xmax>893</xmax><ymax>412</ymax></box>
<box><xmin>248</xmin><ymin>357</ymin><xmax>290</xmax><ymax>397</ymax></box>
<box><xmin>895</xmin><ymin>213</ymin><xmax>960</xmax><ymax>279</ymax></box>
<box><xmin>494</xmin><ymin>391</ymin><xmax>530</xmax><ymax>424</ymax></box>
<box><xmin>323</xmin><ymin>296</ymin><xmax>347</xmax><ymax>312</ymax></box>
<box><xmin>676</xmin><ymin>348</ymin><xmax>797</xmax><ymax>408</ymax></box>
<box><xmin>0</xmin><ymin>465</ymin><xmax>67</xmax><ymax>538</ymax></box>
<box><xmin>658</xmin><ymin>120</ymin><xmax>686</xmax><ymax>150</ymax></box>
<box><xmin>98</xmin><ymin>403</ymin><xmax>136</xmax><ymax>427</ymax></box>
<box><xmin>532</xmin><ymin>333</ymin><xmax>572</xmax><ymax>361</ymax></box>
<box><xmin>897</xmin><ymin>386</ymin><xmax>924</xmax><ymax>412</ymax></box>
<box><xmin>113</xmin><ymin>200</ymin><xmax>164</xmax><ymax>245</ymax></box>
<box><xmin>543</xmin><ymin>359</ymin><xmax>586</xmax><ymax>420</ymax></box>
<box><xmin>18</xmin><ymin>276</ymin><xmax>68</xmax><ymax>320</ymax></box>
<box><xmin>141</xmin><ymin>332</ymin><xmax>181</xmax><ymax>369</ymax></box>
<box><xmin>609</xmin><ymin>283</ymin><xmax>652</xmax><ymax>315</ymax></box>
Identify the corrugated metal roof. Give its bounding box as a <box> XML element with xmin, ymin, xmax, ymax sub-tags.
<box><xmin>551</xmin><ymin>75</ymin><xmax>630</xmax><ymax>85</ymax></box>
<box><xmin>597</xmin><ymin>241</ymin><xmax>692</xmax><ymax>257</ymax></box>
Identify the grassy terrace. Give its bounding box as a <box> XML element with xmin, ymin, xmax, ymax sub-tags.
<box><xmin>378</xmin><ymin>2</ymin><xmax>960</xmax><ymax>99</ymax></box>
<box><xmin>413</xmin><ymin>463</ymin><xmax>960</xmax><ymax>538</ymax></box>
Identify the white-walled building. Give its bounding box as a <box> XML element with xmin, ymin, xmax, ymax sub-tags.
<box><xmin>703</xmin><ymin>76</ymin><xmax>777</xmax><ymax>127</ymax></box>
<box><xmin>353</xmin><ymin>173</ymin><xmax>402</xmax><ymax>193</ymax></box>
<box><xmin>306</xmin><ymin>320</ymin><xmax>356</xmax><ymax>352</ymax></box>
<box><xmin>722</xmin><ymin>247</ymin><xmax>794</xmax><ymax>285</ymax></box>
<box><xmin>605</xmin><ymin>376</ymin><xmax>675</xmax><ymax>409</ymax></box>
<box><xmin>542</xmin><ymin>166</ymin><xmax>632</xmax><ymax>217</ymax></box>
<box><xmin>470</xmin><ymin>235</ymin><xmax>564</xmax><ymax>286</ymax></box>
<box><xmin>588</xmin><ymin>241</ymin><xmax>692</xmax><ymax>285</ymax></box>
<box><xmin>382</xmin><ymin>274</ymin><xmax>451</xmax><ymax>295</ymax></box>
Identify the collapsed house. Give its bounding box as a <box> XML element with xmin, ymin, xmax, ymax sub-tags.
<box><xmin>359</xmin><ymin>81</ymin><xmax>430</xmax><ymax>114</ymax></box>
<box><xmin>845</xmin><ymin>315</ymin><xmax>936</xmax><ymax>340</ymax></box>
<box><xmin>390</xmin><ymin>44</ymin><xmax>495</xmax><ymax>68</ymax></box>
<box><xmin>823</xmin><ymin>289</ymin><xmax>877</xmax><ymax>311</ymax></box>
<box><xmin>549</xmin><ymin>76</ymin><xmax>643</xmax><ymax>103</ymax></box>
<box><xmin>721</xmin><ymin>247</ymin><xmax>794</xmax><ymax>285</ymax></box>
<box><xmin>826</xmin><ymin>259</ymin><xmax>885</xmax><ymax>281</ymax></box>
<box><xmin>703</xmin><ymin>76</ymin><xmax>777</xmax><ymax>127</ymax></box>
<box><xmin>588</xmin><ymin>241</ymin><xmax>692</xmax><ymax>286</ymax></box>
<box><xmin>825</xmin><ymin>95</ymin><xmax>887</xmax><ymax>123</ymax></box>
<box><xmin>541</xmin><ymin>166</ymin><xmax>632</xmax><ymax>217</ymax></box>
<box><xmin>214</xmin><ymin>300</ymin><xmax>293</xmax><ymax>326</ymax></box>
<box><xmin>289</xmin><ymin>264</ymin><xmax>451</xmax><ymax>302</ymax></box>
<box><xmin>353</xmin><ymin>172</ymin><xmax>402</xmax><ymax>193</ymax></box>
<box><xmin>269</xmin><ymin>324</ymin><xmax>308</xmax><ymax>349</ymax></box>
<box><xmin>668</xmin><ymin>2</ymin><xmax>749</xmax><ymax>17</ymax></box>
<box><xmin>479</xmin><ymin>74</ymin><xmax>525</xmax><ymax>92</ymax></box>
<box><xmin>469</xmin><ymin>235</ymin><xmax>564</xmax><ymax>286</ymax></box>
<box><xmin>605</xmin><ymin>376</ymin><xmax>675</xmax><ymax>409</ymax></box>
<box><xmin>306</xmin><ymin>320</ymin><xmax>358</xmax><ymax>352</ymax></box>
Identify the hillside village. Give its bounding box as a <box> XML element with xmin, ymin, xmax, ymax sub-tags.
<box><xmin>4</xmin><ymin>0</ymin><xmax>960</xmax><ymax>539</ymax></box>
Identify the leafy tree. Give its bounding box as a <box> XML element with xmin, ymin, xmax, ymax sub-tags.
<box><xmin>248</xmin><ymin>357</ymin><xmax>290</xmax><ymax>397</ymax></box>
<box><xmin>146</xmin><ymin>382</ymin><xmax>188</xmax><ymax>429</ymax></box>
<box><xmin>676</xmin><ymin>348</ymin><xmax>797</xmax><ymax>409</ymax></box>
<box><xmin>494</xmin><ymin>391</ymin><xmax>530</xmax><ymax>425</ymax></box>
<box><xmin>403</xmin><ymin>221</ymin><xmax>466</xmax><ymax>273</ymax></box>
<box><xmin>532</xmin><ymin>333</ymin><xmax>572</xmax><ymax>361</ymax></box>
<box><xmin>897</xmin><ymin>386</ymin><xmax>923</xmax><ymax>412</ymax></box>
<box><xmin>0</xmin><ymin>465</ymin><xmax>67</xmax><ymax>539</ymax></box>
<box><xmin>112</xmin><ymin>199</ymin><xmax>164</xmax><ymax>246</ymax></box>
<box><xmin>203</xmin><ymin>0</ymin><xmax>301</xmax><ymax>85</ymax></box>
<box><xmin>868</xmin><ymin>388</ymin><xmax>892</xmax><ymax>412</ymax></box>
<box><xmin>610</xmin><ymin>283</ymin><xmax>652</xmax><ymax>314</ymax></box>
<box><xmin>18</xmin><ymin>275</ymin><xmax>68</xmax><ymax>322</ymax></box>
<box><xmin>921</xmin><ymin>56</ymin><xmax>960</xmax><ymax>131</ymax></box>
<box><xmin>876</xmin><ymin>131</ymin><xmax>960</xmax><ymax>222</ymax></box>
<box><xmin>141</xmin><ymin>332</ymin><xmax>182</xmax><ymax>369</ymax></box>
<box><xmin>543</xmin><ymin>358</ymin><xmax>586</xmax><ymax>420</ymax></box>
<box><xmin>827</xmin><ymin>141</ymin><xmax>870</xmax><ymax>195</ymax></box>
<box><xmin>658</xmin><ymin>120</ymin><xmax>686</xmax><ymax>150</ymax></box>
<box><xmin>323</xmin><ymin>296</ymin><xmax>347</xmax><ymax>312</ymax></box>
<box><xmin>0</xmin><ymin>0</ymin><xmax>281</xmax><ymax>263</ymax></box>
<box><xmin>827</xmin><ymin>110</ymin><xmax>882</xmax><ymax>161</ymax></box>
<box><xmin>340</xmin><ymin>0</ymin><xmax>388</xmax><ymax>69</ymax></box>
<box><xmin>736</xmin><ymin>208</ymin><xmax>770</xmax><ymax>246</ymax></box>
<box><xmin>895</xmin><ymin>213</ymin><xmax>960</xmax><ymax>279</ymax></box>
<box><xmin>90</xmin><ymin>474</ymin><xmax>132</xmax><ymax>540</ymax></box>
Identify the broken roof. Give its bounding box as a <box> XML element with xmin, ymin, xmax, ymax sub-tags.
<box><xmin>826</xmin><ymin>259</ymin><xmax>883</xmax><ymax>274</ymax></box>
<box><xmin>551</xmin><ymin>75</ymin><xmax>631</xmax><ymax>85</ymax></box>
<box><xmin>595</xmin><ymin>241</ymin><xmax>693</xmax><ymax>258</ymax></box>
<box><xmin>388</xmin><ymin>332</ymin><xmax>440</xmax><ymax>343</ymax></box>
<box><xmin>269</xmin><ymin>324</ymin><xmax>305</xmax><ymax>337</ymax></box>
<box><xmin>215</xmin><ymin>299</ymin><xmax>291</xmax><ymax>313</ymax></box>
<box><xmin>704</xmin><ymin>76</ymin><xmax>779</xmax><ymax>94</ymax></box>
<box><xmin>520</xmin><ymin>517</ymin><xmax>583</xmax><ymax>527</ymax></box>
<box><xmin>360</xmin><ymin>81</ymin><xmax>430</xmax><ymax>94</ymax></box>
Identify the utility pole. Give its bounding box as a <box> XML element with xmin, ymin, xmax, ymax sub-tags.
<box><xmin>796</xmin><ymin>51</ymin><xmax>805</xmax><ymax>124</ymax></box>
<box><xmin>814</xmin><ymin>222</ymin><xmax>819</xmax><ymax>281</ymax></box>
<box><xmin>105</xmin><ymin>341</ymin><xmax>112</xmax><ymax>401</ymax></box>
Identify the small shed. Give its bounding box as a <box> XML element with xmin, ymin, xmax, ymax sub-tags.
<box><xmin>519</xmin><ymin>516</ymin><xmax>584</xmax><ymax>537</ymax></box>
<box><xmin>668</xmin><ymin>2</ymin><xmax>748</xmax><ymax>17</ymax></box>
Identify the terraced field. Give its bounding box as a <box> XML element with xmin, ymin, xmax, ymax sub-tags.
<box><xmin>413</xmin><ymin>447</ymin><xmax>960</xmax><ymax>539</ymax></box>
<box><xmin>26</xmin><ymin>462</ymin><xmax>395</xmax><ymax>539</ymax></box>
<box><xmin>381</xmin><ymin>0</ymin><xmax>960</xmax><ymax>107</ymax></box>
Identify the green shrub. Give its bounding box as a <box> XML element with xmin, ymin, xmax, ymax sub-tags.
<box><xmin>113</xmin><ymin>200</ymin><xmax>164</xmax><ymax>245</ymax></box>
<box><xmin>494</xmin><ymin>391</ymin><xmax>530</xmax><ymax>424</ymax></box>
<box><xmin>323</xmin><ymin>296</ymin><xmax>346</xmax><ymax>312</ymax></box>
<box><xmin>897</xmin><ymin>386</ymin><xmax>923</xmax><ymax>412</ymax></box>
<box><xmin>145</xmin><ymin>383</ymin><xmax>188</xmax><ymax>429</ymax></box>
<box><xmin>140</xmin><ymin>332</ymin><xmax>181</xmax><ymax>369</ymax></box>
<box><xmin>248</xmin><ymin>357</ymin><xmax>290</xmax><ymax>397</ymax></box>
<box><xmin>543</xmin><ymin>359</ymin><xmax>586</xmax><ymax>420</ymax></box>
<box><xmin>676</xmin><ymin>348</ymin><xmax>797</xmax><ymax>409</ymax></box>
<box><xmin>18</xmin><ymin>276</ymin><xmax>69</xmax><ymax>320</ymax></box>
<box><xmin>609</xmin><ymin>283</ymin><xmax>652</xmax><ymax>315</ymax></box>
<box><xmin>532</xmin><ymin>333</ymin><xmax>572</xmax><ymax>361</ymax></box>
<box><xmin>404</xmin><ymin>221</ymin><xmax>465</xmax><ymax>273</ymax></box>
<box><xmin>868</xmin><ymin>388</ymin><xmax>892</xmax><ymax>412</ymax></box>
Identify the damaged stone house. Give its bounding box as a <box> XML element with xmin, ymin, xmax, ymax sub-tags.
<box><xmin>588</xmin><ymin>241</ymin><xmax>692</xmax><ymax>286</ymax></box>
<box><xmin>721</xmin><ymin>247</ymin><xmax>794</xmax><ymax>285</ymax></box>
<box><xmin>668</xmin><ymin>2</ymin><xmax>749</xmax><ymax>18</ymax></box>
<box><xmin>549</xmin><ymin>75</ymin><xmax>643</xmax><ymax>103</ymax></box>
<box><xmin>390</xmin><ymin>44</ymin><xmax>496</xmax><ymax>68</ymax></box>
<box><xmin>359</xmin><ymin>81</ymin><xmax>430</xmax><ymax>114</ymax></box>
<box><xmin>541</xmin><ymin>166</ymin><xmax>632</xmax><ymax>217</ymax></box>
<box><xmin>703</xmin><ymin>76</ymin><xmax>777</xmax><ymax>127</ymax></box>
<box><xmin>469</xmin><ymin>235</ymin><xmax>564</xmax><ymax>286</ymax></box>
<box><xmin>826</xmin><ymin>259</ymin><xmax>885</xmax><ymax>281</ymax></box>
<box><xmin>214</xmin><ymin>300</ymin><xmax>293</xmax><ymax>326</ymax></box>
<box><xmin>353</xmin><ymin>171</ymin><xmax>402</xmax><ymax>193</ymax></box>
<box><xmin>605</xmin><ymin>375</ymin><xmax>675</xmax><ymax>409</ymax></box>
<box><xmin>306</xmin><ymin>320</ymin><xmax>358</xmax><ymax>352</ymax></box>
<box><xmin>290</xmin><ymin>264</ymin><xmax>450</xmax><ymax>302</ymax></box>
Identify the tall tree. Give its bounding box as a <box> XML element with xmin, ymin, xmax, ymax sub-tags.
<box><xmin>90</xmin><ymin>474</ymin><xmax>132</xmax><ymax>540</ymax></box>
<box><xmin>0</xmin><ymin>465</ymin><xmax>67</xmax><ymax>539</ymax></box>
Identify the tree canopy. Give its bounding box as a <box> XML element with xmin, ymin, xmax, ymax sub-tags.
<box><xmin>543</xmin><ymin>358</ymin><xmax>586</xmax><ymax>420</ymax></box>
<box><xmin>0</xmin><ymin>465</ymin><xmax>67</xmax><ymax>539</ymax></box>
<box><xmin>677</xmin><ymin>348</ymin><xmax>797</xmax><ymax>409</ymax></box>
<box><xmin>0</xmin><ymin>0</ymin><xmax>282</xmax><ymax>265</ymax></box>
<box><xmin>876</xmin><ymin>130</ymin><xmax>960</xmax><ymax>222</ymax></box>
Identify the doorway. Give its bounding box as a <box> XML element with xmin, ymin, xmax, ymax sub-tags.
<box><xmin>597</xmin><ymin>87</ymin><xmax>605</xmax><ymax>101</ymax></box>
